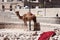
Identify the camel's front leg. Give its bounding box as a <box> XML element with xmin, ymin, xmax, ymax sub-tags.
<box><xmin>24</xmin><ymin>21</ymin><xmax>28</xmax><ymax>30</ymax></box>
<box><xmin>24</xmin><ymin>21</ymin><xmax>27</xmax><ymax>26</ymax></box>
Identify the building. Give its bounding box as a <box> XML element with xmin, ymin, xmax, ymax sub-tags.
<box><xmin>0</xmin><ymin>0</ymin><xmax>45</xmax><ymax>11</ymax></box>
<box><xmin>0</xmin><ymin>0</ymin><xmax>24</xmax><ymax>11</ymax></box>
<box><xmin>43</xmin><ymin>0</ymin><xmax>60</xmax><ymax>8</ymax></box>
<box><xmin>24</xmin><ymin>0</ymin><xmax>41</xmax><ymax>8</ymax></box>
<box><xmin>0</xmin><ymin>0</ymin><xmax>60</xmax><ymax>12</ymax></box>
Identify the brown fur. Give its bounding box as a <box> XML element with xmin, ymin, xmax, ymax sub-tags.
<box><xmin>15</xmin><ymin>11</ymin><xmax>37</xmax><ymax>26</ymax></box>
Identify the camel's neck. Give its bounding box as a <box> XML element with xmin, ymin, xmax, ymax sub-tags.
<box><xmin>16</xmin><ymin>13</ymin><xmax>23</xmax><ymax>19</ymax></box>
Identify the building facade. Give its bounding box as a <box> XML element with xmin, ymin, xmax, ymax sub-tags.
<box><xmin>24</xmin><ymin>0</ymin><xmax>41</xmax><ymax>8</ymax></box>
<box><xmin>0</xmin><ymin>0</ymin><xmax>24</xmax><ymax>11</ymax></box>
<box><xmin>0</xmin><ymin>0</ymin><xmax>60</xmax><ymax>12</ymax></box>
<box><xmin>0</xmin><ymin>0</ymin><xmax>41</xmax><ymax>11</ymax></box>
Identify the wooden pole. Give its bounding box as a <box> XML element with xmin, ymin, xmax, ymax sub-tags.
<box><xmin>29</xmin><ymin>21</ymin><xmax>31</xmax><ymax>30</ymax></box>
<box><xmin>29</xmin><ymin>0</ymin><xmax>31</xmax><ymax>12</ymax></box>
<box><xmin>29</xmin><ymin>0</ymin><xmax>31</xmax><ymax>31</ymax></box>
<box><xmin>44</xmin><ymin>1</ymin><xmax>46</xmax><ymax>16</ymax></box>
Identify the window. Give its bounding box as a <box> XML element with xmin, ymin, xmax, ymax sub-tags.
<box><xmin>32</xmin><ymin>6</ymin><xmax>35</xmax><ymax>8</ymax></box>
<box><xmin>49</xmin><ymin>0</ymin><xmax>52</xmax><ymax>2</ymax></box>
<box><xmin>24</xmin><ymin>6</ymin><xmax>29</xmax><ymax>9</ymax></box>
<box><xmin>17</xmin><ymin>0</ymin><xmax>22</xmax><ymax>1</ymax></box>
<box><xmin>2</xmin><ymin>5</ymin><xmax>5</xmax><ymax>11</ymax></box>
<box><xmin>10</xmin><ymin>5</ymin><xmax>12</xmax><ymax>11</ymax></box>
<box><xmin>7</xmin><ymin>0</ymin><xmax>13</xmax><ymax>2</ymax></box>
<box><xmin>2</xmin><ymin>0</ymin><xmax>4</xmax><ymax>2</ymax></box>
<box><xmin>15</xmin><ymin>5</ymin><xmax>21</xmax><ymax>9</ymax></box>
<box><xmin>32</xmin><ymin>0</ymin><xmax>36</xmax><ymax>1</ymax></box>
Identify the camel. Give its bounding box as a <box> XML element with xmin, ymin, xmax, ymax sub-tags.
<box><xmin>15</xmin><ymin>11</ymin><xmax>37</xmax><ymax>27</ymax></box>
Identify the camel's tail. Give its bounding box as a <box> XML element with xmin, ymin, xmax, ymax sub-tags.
<box><xmin>33</xmin><ymin>16</ymin><xmax>37</xmax><ymax>23</ymax></box>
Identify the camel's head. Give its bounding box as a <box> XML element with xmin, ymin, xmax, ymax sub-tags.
<box><xmin>15</xmin><ymin>11</ymin><xmax>23</xmax><ymax>19</ymax></box>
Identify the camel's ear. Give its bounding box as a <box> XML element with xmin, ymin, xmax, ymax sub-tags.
<box><xmin>15</xmin><ymin>11</ymin><xmax>19</xmax><ymax>13</ymax></box>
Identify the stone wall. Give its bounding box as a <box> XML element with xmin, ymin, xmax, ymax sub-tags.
<box><xmin>15</xmin><ymin>8</ymin><xmax>60</xmax><ymax>17</ymax></box>
<box><xmin>0</xmin><ymin>23</ymin><xmax>24</xmax><ymax>29</ymax></box>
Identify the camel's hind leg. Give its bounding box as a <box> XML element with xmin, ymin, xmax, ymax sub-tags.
<box><xmin>33</xmin><ymin>16</ymin><xmax>37</xmax><ymax>24</ymax></box>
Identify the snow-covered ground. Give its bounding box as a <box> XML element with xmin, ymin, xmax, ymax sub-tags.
<box><xmin>0</xmin><ymin>11</ymin><xmax>60</xmax><ymax>40</ymax></box>
<box><xmin>0</xmin><ymin>29</ymin><xmax>41</xmax><ymax>40</ymax></box>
